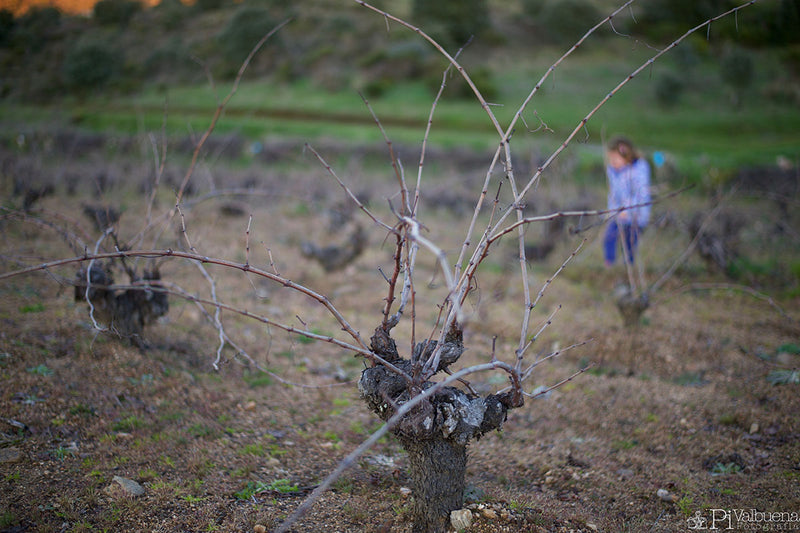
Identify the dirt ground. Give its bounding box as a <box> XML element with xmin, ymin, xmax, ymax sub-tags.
<box><xmin>1</xmin><ymin>136</ymin><xmax>799</xmax><ymax>533</ymax></box>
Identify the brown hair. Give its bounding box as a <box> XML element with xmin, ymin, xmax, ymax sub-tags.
<box><xmin>607</xmin><ymin>136</ymin><xmax>639</xmax><ymax>164</ymax></box>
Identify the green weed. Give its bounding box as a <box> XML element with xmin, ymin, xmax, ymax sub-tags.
<box><xmin>612</xmin><ymin>439</ymin><xmax>638</xmax><ymax>451</ymax></box>
<box><xmin>711</xmin><ymin>462</ymin><xmax>742</xmax><ymax>476</ymax></box>
<box><xmin>243</xmin><ymin>370</ymin><xmax>273</xmax><ymax>388</ymax></box>
<box><xmin>69</xmin><ymin>403</ymin><xmax>97</xmax><ymax>417</ymax></box>
<box><xmin>235</xmin><ymin>478</ymin><xmax>300</xmax><ymax>500</ymax></box>
<box><xmin>112</xmin><ymin>415</ymin><xmax>145</xmax><ymax>432</ymax></box>
<box><xmin>188</xmin><ymin>423</ymin><xmax>217</xmax><ymax>439</ymax></box>
<box><xmin>672</xmin><ymin>372</ymin><xmax>707</xmax><ymax>387</ymax></box>
<box><xmin>238</xmin><ymin>443</ymin><xmax>265</xmax><ymax>457</ymax></box>
<box><xmin>52</xmin><ymin>446</ymin><xmax>75</xmax><ymax>461</ymax></box>
<box><xmin>19</xmin><ymin>302</ymin><xmax>45</xmax><ymax>313</ymax></box>
<box><xmin>26</xmin><ymin>364</ymin><xmax>53</xmax><ymax>376</ymax></box>
<box><xmin>677</xmin><ymin>495</ymin><xmax>694</xmax><ymax>517</ymax></box>
<box><xmin>0</xmin><ymin>511</ymin><xmax>18</xmax><ymax>528</ymax></box>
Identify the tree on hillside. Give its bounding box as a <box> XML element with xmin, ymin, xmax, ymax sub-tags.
<box><xmin>0</xmin><ymin>1</ymin><xmax>763</xmax><ymax>532</ymax></box>
<box><xmin>411</xmin><ymin>0</ymin><xmax>490</xmax><ymax>49</ymax></box>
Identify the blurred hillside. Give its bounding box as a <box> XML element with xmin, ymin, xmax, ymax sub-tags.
<box><xmin>1</xmin><ymin>0</ymin><xmax>798</xmax><ymax>104</ymax></box>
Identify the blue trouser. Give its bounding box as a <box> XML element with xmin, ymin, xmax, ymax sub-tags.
<box><xmin>604</xmin><ymin>221</ymin><xmax>642</xmax><ymax>264</ymax></box>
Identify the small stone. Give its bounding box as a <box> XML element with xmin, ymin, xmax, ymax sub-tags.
<box><xmin>0</xmin><ymin>447</ymin><xmax>22</xmax><ymax>464</ymax></box>
<box><xmin>399</xmin><ymin>487</ymin><xmax>412</xmax><ymax>498</ymax></box>
<box><xmin>480</xmin><ymin>507</ymin><xmax>497</xmax><ymax>519</ymax></box>
<box><xmin>586</xmin><ymin>523</ymin><xmax>598</xmax><ymax>531</ymax></box>
<box><xmin>254</xmin><ymin>525</ymin><xmax>267</xmax><ymax>533</ymax></box>
<box><xmin>105</xmin><ymin>476</ymin><xmax>145</xmax><ymax>497</ymax></box>
<box><xmin>656</xmin><ymin>488</ymin><xmax>675</xmax><ymax>502</ymax></box>
<box><xmin>450</xmin><ymin>509</ymin><xmax>472</xmax><ymax>530</ymax></box>
<box><xmin>749</xmin><ymin>422</ymin><xmax>759</xmax><ymax>434</ymax></box>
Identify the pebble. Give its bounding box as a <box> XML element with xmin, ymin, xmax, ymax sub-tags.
<box><xmin>480</xmin><ymin>507</ymin><xmax>497</xmax><ymax>519</ymax></box>
<box><xmin>749</xmin><ymin>422</ymin><xmax>759</xmax><ymax>434</ymax></box>
<box><xmin>399</xmin><ymin>487</ymin><xmax>412</xmax><ymax>498</ymax></box>
<box><xmin>254</xmin><ymin>525</ymin><xmax>266</xmax><ymax>533</ymax></box>
<box><xmin>656</xmin><ymin>488</ymin><xmax>675</xmax><ymax>502</ymax></box>
<box><xmin>104</xmin><ymin>476</ymin><xmax>145</xmax><ymax>497</ymax></box>
<box><xmin>450</xmin><ymin>509</ymin><xmax>472</xmax><ymax>530</ymax></box>
<box><xmin>0</xmin><ymin>447</ymin><xmax>22</xmax><ymax>464</ymax></box>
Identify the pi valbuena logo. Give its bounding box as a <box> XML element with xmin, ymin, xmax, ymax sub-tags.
<box><xmin>686</xmin><ymin>508</ymin><xmax>800</xmax><ymax>530</ymax></box>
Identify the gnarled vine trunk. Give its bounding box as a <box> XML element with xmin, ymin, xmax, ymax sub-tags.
<box><xmin>399</xmin><ymin>436</ymin><xmax>467</xmax><ymax>533</ymax></box>
<box><xmin>359</xmin><ymin>326</ymin><xmax>520</xmax><ymax>532</ymax></box>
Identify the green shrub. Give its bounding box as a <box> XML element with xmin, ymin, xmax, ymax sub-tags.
<box><xmin>444</xmin><ymin>65</ymin><xmax>498</xmax><ymax>101</ymax></box>
<box><xmin>520</xmin><ymin>0</ymin><xmax>545</xmax><ymax>18</ymax></box>
<box><xmin>93</xmin><ymin>0</ymin><xmax>143</xmax><ymax>27</ymax></box>
<box><xmin>217</xmin><ymin>6</ymin><xmax>279</xmax><ymax>63</ymax></box>
<box><xmin>653</xmin><ymin>71</ymin><xmax>684</xmax><ymax>107</ymax></box>
<box><xmin>411</xmin><ymin>0</ymin><xmax>490</xmax><ymax>49</ymax></box>
<box><xmin>719</xmin><ymin>46</ymin><xmax>754</xmax><ymax>105</ymax></box>
<box><xmin>144</xmin><ymin>39</ymin><xmax>194</xmax><ymax>81</ymax></box>
<box><xmin>12</xmin><ymin>6</ymin><xmax>61</xmax><ymax>53</ymax></box>
<box><xmin>153</xmin><ymin>0</ymin><xmax>187</xmax><ymax>30</ymax></box>
<box><xmin>63</xmin><ymin>38</ymin><xmax>123</xmax><ymax>90</ymax></box>
<box><xmin>638</xmin><ymin>0</ymin><xmax>728</xmax><ymax>41</ymax></box>
<box><xmin>195</xmin><ymin>0</ymin><xmax>223</xmax><ymax>11</ymax></box>
<box><xmin>533</xmin><ymin>0</ymin><xmax>602</xmax><ymax>45</ymax></box>
<box><xmin>0</xmin><ymin>9</ymin><xmax>14</xmax><ymax>47</ymax></box>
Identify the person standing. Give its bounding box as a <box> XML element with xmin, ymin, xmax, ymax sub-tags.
<box><xmin>603</xmin><ymin>137</ymin><xmax>651</xmax><ymax>267</ymax></box>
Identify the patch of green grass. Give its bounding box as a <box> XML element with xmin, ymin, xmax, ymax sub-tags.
<box><xmin>69</xmin><ymin>403</ymin><xmax>96</xmax><ymax>417</ymax></box>
<box><xmin>777</xmin><ymin>343</ymin><xmax>800</xmax><ymax>355</ymax></box>
<box><xmin>52</xmin><ymin>446</ymin><xmax>75</xmax><ymax>461</ymax></box>
<box><xmin>711</xmin><ymin>462</ymin><xmax>742</xmax><ymax>476</ymax></box>
<box><xmin>676</xmin><ymin>495</ymin><xmax>694</xmax><ymax>517</ymax></box>
<box><xmin>112</xmin><ymin>415</ymin><xmax>145</xmax><ymax>432</ymax></box>
<box><xmin>322</xmin><ymin>430</ymin><xmax>341</xmax><ymax>443</ymax></box>
<box><xmin>188</xmin><ymin>423</ymin><xmax>217</xmax><ymax>439</ymax></box>
<box><xmin>159</xmin><ymin>410</ymin><xmax>185</xmax><ymax>422</ymax></box>
<box><xmin>611</xmin><ymin>439</ymin><xmax>638</xmax><ymax>451</ymax></box>
<box><xmin>26</xmin><ymin>364</ymin><xmax>53</xmax><ymax>376</ymax></box>
<box><xmin>243</xmin><ymin>370</ymin><xmax>273</xmax><ymax>388</ymax></box>
<box><xmin>296</xmin><ymin>333</ymin><xmax>316</xmax><ymax>345</ymax></box>
<box><xmin>4</xmin><ymin>471</ymin><xmax>20</xmax><ymax>482</ymax></box>
<box><xmin>238</xmin><ymin>443</ymin><xmax>266</xmax><ymax>457</ymax></box>
<box><xmin>234</xmin><ymin>478</ymin><xmax>300</xmax><ymax>500</ymax></box>
<box><xmin>672</xmin><ymin>372</ymin><xmax>707</xmax><ymax>387</ymax></box>
<box><xmin>0</xmin><ymin>510</ymin><xmax>18</xmax><ymax>528</ymax></box>
<box><xmin>332</xmin><ymin>476</ymin><xmax>354</xmax><ymax>494</ymax></box>
<box><xmin>19</xmin><ymin>302</ymin><xmax>45</xmax><ymax>313</ymax></box>
<box><xmin>137</xmin><ymin>468</ymin><xmax>159</xmax><ymax>481</ymax></box>
<box><xmin>332</xmin><ymin>396</ymin><xmax>351</xmax><ymax>408</ymax></box>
